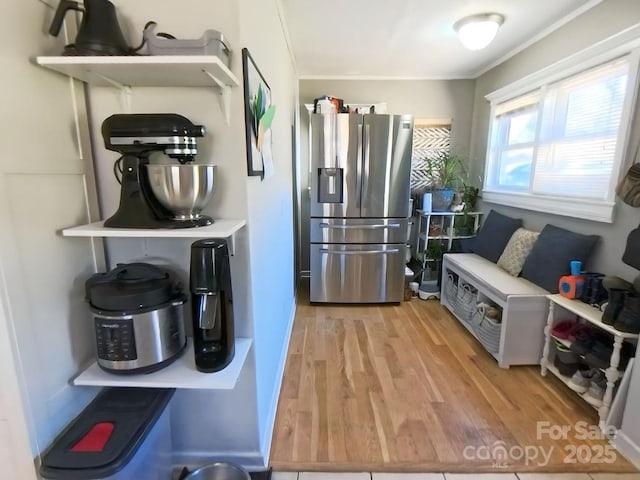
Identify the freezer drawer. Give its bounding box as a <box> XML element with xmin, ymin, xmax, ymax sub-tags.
<box><xmin>310</xmin><ymin>243</ymin><xmax>405</xmax><ymax>303</ymax></box>
<box><xmin>310</xmin><ymin>218</ymin><xmax>408</xmax><ymax>244</ymax></box>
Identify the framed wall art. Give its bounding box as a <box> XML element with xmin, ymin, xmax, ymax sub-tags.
<box><xmin>242</xmin><ymin>48</ymin><xmax>276</xmax><ymax>180</ymax></box>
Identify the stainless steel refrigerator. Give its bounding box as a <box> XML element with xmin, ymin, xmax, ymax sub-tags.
<box><xmin>309</xmin><ymin>113</ymin><xmax>413</xmax><ymax>303</ymax></box>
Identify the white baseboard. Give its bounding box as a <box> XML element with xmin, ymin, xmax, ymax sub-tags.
<box><xmin>259</xmin><ymin>298</ymin><xmax>297</xmax><ymax>466</ymax></box>
<box><xmin>614</xmin><ymin>430</ymin><xmax>640</xmax><ymax>469</ymax></box>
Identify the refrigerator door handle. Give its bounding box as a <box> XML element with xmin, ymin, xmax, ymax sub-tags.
<box><xmin>319</xmin><ymin>223</ymin><xmax>401</xmax><ymax>230</ymax></box>
<box><xmin>356</xmin><ymin>124</ymin><xmax>363</xmax><ymax>207</ymax></box>
<box><xmin>362</xmin><ymin>123</ymin><xmax>371</xmax><ymax>201</ymax></box>
<box><xmin>319</xmin><ymin>248</ymin><xmax>400</xmax><ymax>255</ymax></box>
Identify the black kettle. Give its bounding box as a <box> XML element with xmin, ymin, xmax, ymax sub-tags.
<box><xmin>49</xmin><ymin>0</ymin><xmax>130</xmax><ymax>56</ymax></box>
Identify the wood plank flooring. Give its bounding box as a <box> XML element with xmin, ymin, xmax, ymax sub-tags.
<box><xmin>269</xmin><ymin>283</ymin><xmax>637</xmax><ymax>473</ymax></box>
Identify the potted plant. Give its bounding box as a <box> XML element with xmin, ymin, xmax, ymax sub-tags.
<box><xmin>454</xmin><ymin>184</ymin><xmax>480</xmax><ymax>236</ymax></box>
<box><xmin>424</xmin><ymin>151</ymin><xmax>467</xmax><ymax>211</ymax></box>
<box><xmin>425</xmin><ymin>240</ymin><xmax>444</xmax><ymax>262</ymax></box>
<box><xmin>424</xmin><ymin>240</ymin><xmax>446</xmax><ymax>286</ymax></box>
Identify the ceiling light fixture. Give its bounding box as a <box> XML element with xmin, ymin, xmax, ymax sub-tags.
<box><xmin>453</xmin><ymin>13</ymin><xmax>504</xmax><ymax>51</ymax></box>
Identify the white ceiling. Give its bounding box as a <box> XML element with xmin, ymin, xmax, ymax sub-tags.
<box><xmin>280</xmin><ymin>0</ymin><xmax>601</xmax><ymax>79</ymax></box>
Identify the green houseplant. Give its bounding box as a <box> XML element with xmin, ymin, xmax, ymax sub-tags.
<box><xmin>424</xmin><ymin>151</ymin><xmax>467</xmax><ymax>211</ymax></box>
<box><xmin>454</xmin><ymin>184</ymin><xmax>480</xmax><ymax>236</ymax></box>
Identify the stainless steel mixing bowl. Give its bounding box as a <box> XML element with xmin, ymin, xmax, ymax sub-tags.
<box><xmin>145</xmin><ymin>164</ymin><xmax>216</xmax><ymax>220</ymax></box>
<box><xmin>182</xmin><ymin>462</ymin><xmax>251</xmax><ymax>480</ymax></box>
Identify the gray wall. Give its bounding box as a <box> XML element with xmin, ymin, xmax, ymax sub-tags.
<box><xmin>297</xmin><ymin>79</ymin><xmax>476</xmax><ymax>272</ymax></box>
<box><xmin>470</xmin><ymin>0</ymin><xmax>640</xmax><ymax>280</ymax></box>
<box><xmin>470</xmin><ymin>0</ymin><xmax>640</xmax><ymax>463</ymax></box>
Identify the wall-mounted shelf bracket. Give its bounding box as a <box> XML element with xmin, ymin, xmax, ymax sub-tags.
<box><xmin>203</xmin><ymin>69</ymin><xmax>231</xmax><ymax>125</ymax></box>
<box><xmin>91</xmin><ymin>71</ymin><xmax>133</xmax><ymax>113</ymax></box>
<box><xmin>91</xmin><ymin>71</ymin><xmax>126</xmax><ymax>90</ymax></box>
<box><xmin>227</xmin><ymin>231</ymin><xmax>237</xmax><ymax>256</ymax></box>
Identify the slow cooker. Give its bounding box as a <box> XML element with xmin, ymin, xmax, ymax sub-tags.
<box><xmin>85</xmin><ymin>262</ymin><xmax>187</xmax><ymax>374</ymax></box>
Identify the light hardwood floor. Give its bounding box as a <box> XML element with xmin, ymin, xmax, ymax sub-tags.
<box><xmin>269</xmin><ymin>282</ymin><xmax>638</xmax><ymax>473</ymax></box>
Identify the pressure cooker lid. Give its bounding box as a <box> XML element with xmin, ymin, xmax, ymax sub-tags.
<box><xmin>86</xmin><ymin>263</ymin><xmax>180</xmax><ymax>312</ymax></box>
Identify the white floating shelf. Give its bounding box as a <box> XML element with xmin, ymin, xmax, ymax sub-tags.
<box><xmin>62</xmin><ymin>219</ymin><xmax>246</xmax><ymax>238</ymax></box>
<box><xmin>548</xmin><ymin>294</ymin><xmax>640</xmax><ymax>339</ymax></box>
<box><xmin>73</xmin><ymin>338</ymin><xmax>252</xmax><ymax>390</ymax></box>
<box><xmin>36</xmin><ymin>55</ymin><xmax>239</xmax><ymax>88</ymax></box>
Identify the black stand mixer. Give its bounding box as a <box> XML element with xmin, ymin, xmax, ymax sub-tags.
<box><xmin>102</xmin><ymin>114</ymin><xmax>215</xmax><ymax>229</ymax></box>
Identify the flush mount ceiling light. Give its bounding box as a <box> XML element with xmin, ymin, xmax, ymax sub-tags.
<box><xmin>453</xmin><ymin>13</ymin><xmax>504</xmax><ymax>51</ymax></box>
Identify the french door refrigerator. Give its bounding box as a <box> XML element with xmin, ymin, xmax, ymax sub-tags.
<box><xmin>309</xmin><ymin>113</ymin><xmax>413</xmax><ymax>303</ymax></box>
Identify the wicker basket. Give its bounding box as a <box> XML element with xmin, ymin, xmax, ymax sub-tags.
<box><xmin>455</xmin><ymin>282</ymin><xmax>477</xmax><ymax>323</ymax></box>
<box><xmin>472</xmin><ymin>305</ymin><xmax>502</xmax><ymax>353</ymax></box>
<box><xmin>444</xmin><ymin>272</ymin><xmax>458</xmax><ymax>306</ymax></box>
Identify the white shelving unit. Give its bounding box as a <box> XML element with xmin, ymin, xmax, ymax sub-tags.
<box><xmin>414</xmin><ymin>210</ymin><xmax>482</xmax><ymax>256</ymax></box>
<box><xmin>541</xmin><ymin>294</ymin><xmax>639</xmax><ymax>431</ymax></box>
<box><xmin>62</xmin><ymin>219</ymin><xmax>246</xmax><ymax>254</ymax></box>
<box><xmin>414</xmin><ymin>210</ymin><xmax>482</xmax><ymax>284</ymax></box>
<box><xmin>62</xmin><ymin>220</ymin><xmax>248</xmax><ymax>388</ymax></box>
<box><xmin>62</xmin><ymin>220</ymin><xmax>246</xmax><ymax>238</ymax></box>
<box><xmin>42</xmin><ymin>55</ymin><xmax>250</xmax><ymax>392</ymax></box>
<box><xmin>73</xmin><ymin>338</ymin><xmax>252</xmax><ymax>389</ymax></box>
<box><xmin>35</xmin><ymin>55</ymin><xmax>239</xmax><ymax>123</ymax></box>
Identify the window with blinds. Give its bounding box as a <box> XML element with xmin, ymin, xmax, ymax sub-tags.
<box><xmin>484</xmin><ymin>53</ymin><xmax>638</xmax><ymax>223</ymax></box>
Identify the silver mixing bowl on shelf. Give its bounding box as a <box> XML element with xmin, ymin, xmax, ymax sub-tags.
<box><xmin>145</xmin><ymin>164</ymin><xmax>216</xmax><ymax>220</ymax></box>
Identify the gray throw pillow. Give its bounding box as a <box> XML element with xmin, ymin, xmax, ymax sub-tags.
<box><xmin>520</xmin><ymin>224</ymin><xmax>599</xmax><ymax>293</ymax></box>
<box><xmin>472</xmin><ymin>210</ymin><xmax>523</xmax><ymax>263</ymax></box>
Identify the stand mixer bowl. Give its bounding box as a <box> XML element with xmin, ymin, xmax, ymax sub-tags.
<box><xmin>146</xmin><ymin>164</ymin><xmax>216</xmax><ymax>220</ymax></box>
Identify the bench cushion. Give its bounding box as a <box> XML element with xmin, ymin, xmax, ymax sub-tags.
<box><xmin>472</xmin><ymin>210</ymin><xmax>522</xmax><ymax>263</ymax></box>
<box><xmin>521</xmin><ymin>224</ymin><xmax>599</xmax><ymax>293</ymax></box>
<box><xmin>444</xmin><ymin>253</ymin><xmax>549</xmax><ymax>300</ymax></box>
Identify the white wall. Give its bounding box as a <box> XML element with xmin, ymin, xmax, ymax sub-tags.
<box><xmin>238</xmin><ymin>0</ymin><xmax>298</xmax><ymax>459</ymax></box>
<box><xmin>0</xmin><ymin>272</ymin><xmax>37</xmax><ymax>480</ymax></box>
<box><xmin>296</xmin><ymin>79</ymin><xmax>476</xmax><ymax>272</ymax></box>
<box><xmin>617</xmin><ymin>358</ymin><xmax>640</xmax><ymax>468</ymax></box>
<box><xmin>0</xmin><ymin>0</ymin><xmax>100</xmax><ymax>473</ymax></box>
<box><xmin>470</xmin><ymin>0</ymin><xmax>640</xmax><ymax>279</ymax></box>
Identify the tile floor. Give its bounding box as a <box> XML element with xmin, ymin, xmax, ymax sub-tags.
<box><xmin>271</xmin><ymin>473</ymin><xmax>640</xmax><ymax>480</ymax></box>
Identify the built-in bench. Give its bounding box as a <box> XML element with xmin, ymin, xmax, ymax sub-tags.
<box><xmin>441</xmin><ymin>253</ymin><xmax>549</xmax><ymax>368</ymax></box>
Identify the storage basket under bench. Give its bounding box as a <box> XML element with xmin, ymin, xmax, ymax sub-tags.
<box><xmin>440</xmin><ymin>253</ymin><xmax>549</xmax><ymax>368</ymax></box>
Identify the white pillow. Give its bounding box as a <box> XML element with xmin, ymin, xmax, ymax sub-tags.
<box><xmin>497</xmin><ymin>228</ymin><xmax>540</xmax><ymax>277</ymax></box>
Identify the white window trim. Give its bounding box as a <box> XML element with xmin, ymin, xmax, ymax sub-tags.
<box><xmin>483</xmin><ymin>23</ymin><xmax>640</xmax><ymax>223</ymax></box>
<box><xmin>482</xmin><ymin>190</ymin><xmax>616</xmax><ymax>223</ymax></box>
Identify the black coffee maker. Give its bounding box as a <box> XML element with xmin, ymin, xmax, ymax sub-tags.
<box><xmin>49</xmin><ymin>0</ymin><xmax>130</xmax><ymax>56</ymax></box>
<box><xmin>190</xmin><ymin>239</ymin><xmax>235</xmax><ymax>372</ymax></box>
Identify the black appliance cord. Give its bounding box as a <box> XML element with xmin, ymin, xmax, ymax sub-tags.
<box><xmin>130</xmin><ymin>21</ymin><xmax>177</xmax><ymax>54</ymax></box>
<box><xmin>113</xmin><ymin>156</ymin><xmax>124</xmax><ymax>184</ymax></box>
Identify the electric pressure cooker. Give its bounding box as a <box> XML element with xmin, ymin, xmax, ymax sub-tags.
<box><xmin>85</xmin><ymin>263</ymin><xmax>187</xmax><ymax>374</ymax></box>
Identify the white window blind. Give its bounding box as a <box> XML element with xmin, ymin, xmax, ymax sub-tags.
<box><xmin>532</xmin><ymin>59</ymin><xmax>629</xmax><ymax>199</ymax></box>
<box><xmin>483</xmin><ymin>51</ymin><xmax>638</xmax><ymax>223</ymax></box>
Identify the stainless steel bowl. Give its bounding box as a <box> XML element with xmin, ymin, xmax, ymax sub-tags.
<box><xmin>183</xmin><ymin>462</ymin><xmax>251</xmax><ymax>480</ymax></box>
<box><xmin>145</xmin><ymin>164</ymin><xmax>216</xmax><ymax>220</ymax></box>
